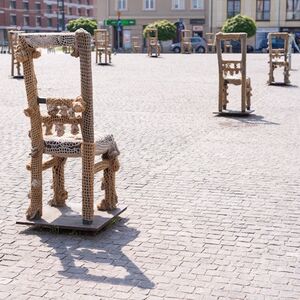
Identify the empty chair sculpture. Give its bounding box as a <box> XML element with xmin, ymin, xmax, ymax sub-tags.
<box><xmin>8</xmin><ymin>30</ymin><xmax>24</xmax><ymax>78</ymax></box>
<box><xmin>146</xmin><ymin>28</ymin><xmax>160</xmax><ymax>57</ymax></box>
<box><xmin>268</xmin><ymin>32</ymin><xmax>290</xmax><ymax>85</ymax></box>
<box><xmin>224</xmin><ymin>40</ymin><xmax>233</xmax><ymax>53</ymax></box>
<box><xmin>94</xmin><ymin>29</ymin><xmax>112</xmax><ymax>65</ymax></box>
<box><xmin>181</xmin><ymin>30</ymin><xmax>192</xmax><ymax>54</ymax></box>
<box><xmin>16</xmin><ymin>30</ymin><xmax>121</xmax><ymax>225</ymax></box>
<box><xmin>216</xmin><ymin>32</ymin><xmax>252</xmax><ymax>114</ymax></box>
<box><xmin>206</xmin><ymin>33</ymin><xmax>216</xmax><ymax>53</ymax></box>
<box><xmin>132</xmin><ymin>36</ymin><xmax>141</xmax><ymax>53</ymax></box>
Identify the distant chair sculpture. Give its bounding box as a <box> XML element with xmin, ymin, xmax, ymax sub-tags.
<box><xmin>268</xmin><ymin>32</ymin><xmax>290</xmax><ymax>85</ymax></box>
<box><xmin>181</xmin><ymin>30</ymin><xmax>192</xmax><ymax>54</ymax></box>
<box><xmin>15</xmin><ymin>30</ymin><xmax>123</xmax><ymax>227</ymax></box>
<box><xmin>132</xmin><ymin>36</ymin><xmax>141</xmax><ymax>53</ymax></box>
<box><xmin>216</xmin><ymin>32</ymin><xmax>252</xmax><ymax>114</ymax></box>
<box><xmin>94</xmin><ymin>29</ymin><xmax>112</xmax><ymax>65</ymax></box>
<box><xmin>8</xmin><ymin>30</ymin><xmax>24</xmax><ymax>78</ymax></box>
<box><xmin>206</xmin><ymin>33</ymin><xmax>216</xmax><ymax>53</ymax></box>
<box><xmin>224</xmin><ymin>40</ymin><xmax>233</xmax><ymax>53</ymax></box>
<box><xmin>146</xmin><ymin>28</ymin><xmax>160</xmax><ymax>57</ymax></box>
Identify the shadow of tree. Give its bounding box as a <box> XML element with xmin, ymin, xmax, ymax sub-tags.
<box><xmin>21</xmin><ymin>218</ymin><xmax>155</xmax><ymax>289</ymax></box>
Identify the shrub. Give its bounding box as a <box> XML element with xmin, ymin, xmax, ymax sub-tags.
<box><xmin>143</xmin><ymin>20</ymin><xmax>176</xmax><ymax>41</ymax></box>
<box><xmin>222</xmin><ymin>15</ymin><xmax>257</xmax><ymax>38</ymax></box>
<box><xmin>67</xmin><ymin>18</ymin><xmax>98</xmax><ymax>35</ymax></box>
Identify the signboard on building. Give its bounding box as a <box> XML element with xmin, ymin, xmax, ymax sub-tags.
<box><xmin>193</xmin><ymin>26</ymin><xmax>203</xmax><ymax>31</ymax></box>
<box><xmin>190</xmin><ymin>19</ymin><xmax>205</xmax><ymax>25</ymax></box>
<box><xmin>105</xmin><ymin>19</ymin><xmax>136</xmax><ymax>26</ymax></box>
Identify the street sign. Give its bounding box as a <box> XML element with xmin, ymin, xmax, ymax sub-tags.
<box><xmin>105</xmin><ymin>19</ymin><xmax>136</xmax><ymax>26</ymax></box>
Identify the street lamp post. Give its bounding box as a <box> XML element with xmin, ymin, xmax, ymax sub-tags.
<box><xmin>61</xmin><ymin>0</ymin><xmax>65</xmax><ymax>31</ymax></box>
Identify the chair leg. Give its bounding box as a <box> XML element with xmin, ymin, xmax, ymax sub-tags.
<box><xmin>82</xmin><ymin>143</ymin><xmax>95</xmax><ymax>224</ymax></box>
<box><xmin>97</xmin><ymin>157</ymin><xmax>120</xmax><ymax>211</ymax></box>
<box><xmin>284</xmin><ymin>64</ymin><xmax>290</xmax><ymax>84</ymax></box>
<box><xmin>26</xmin><ymin>148</ymin><xmax>43</xmax><ymax>220</ymax></box>
<box><xmin>268</xmin><ymin>63</ymin><xmax>274</xmax><ymax>84</ymax></box>
<box><xmin>49</xmin><ymin>157</ymin><xmax>68</xmax><ymax>207</ymax></box>
<box><xmin>222</xmin><ymin>83</ymin><xmax>229</xmax><ymax>110</ymax></box>
<box><xmin>246</xmin><ymin>79</ymin><xmax>252</xmax><ymax>110</ymax></box>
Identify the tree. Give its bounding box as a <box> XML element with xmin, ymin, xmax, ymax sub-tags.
<box><xmin>222</xmin><ymin>15</ymin><xmax>257</xmax><ymax>38</ymax></box>
<box><xmin>143</xmin><ymin>20</ymin><xmax>176</xmax><ymax>41</ymax></box>
<box><xmin>67</xmin><ymin>18</ymin><xmax>98</xmax><ymax>36</ymax></box>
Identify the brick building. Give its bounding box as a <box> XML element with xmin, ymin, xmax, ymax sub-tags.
<box><xmin>0</xmin><ymin>0</ymin><xmax>94</xmax><ymax>41</ymax></box>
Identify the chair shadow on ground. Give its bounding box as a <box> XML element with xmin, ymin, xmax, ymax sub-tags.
<box><xmin>216</xmin><ymin>113</ymin><xmax>280</xmax><ymax>126</ymax></box>
<box><xmin>20</xmin><ymin>218</ymin><xmax>155</xmax><ymax>289</ymax></box>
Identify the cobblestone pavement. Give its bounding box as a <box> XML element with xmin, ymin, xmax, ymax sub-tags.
<box><xmin>0</xmin><ymin>52</ymin><xmax>300</xmax><ymax>300</ymax></box>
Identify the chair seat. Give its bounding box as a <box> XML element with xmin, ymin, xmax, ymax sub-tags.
<box><xmin>44</xmin><ymin>134</ymin><xmax>119</xmax><ymax>159</ymax></box>
<box><xmin>271</xmin><ymin>58</ymin><xmax>288</xmax><ymax>65</ymax></box>
<box><xmin>224</xmin><ymin>75</ymin><xmax>251</xmax><ymax>85</ymax></box>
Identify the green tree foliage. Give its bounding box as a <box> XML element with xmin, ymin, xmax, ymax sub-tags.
<box><xmin>222</xmin><ymin>15</ymin><xmax>257</xmax><ymax>38</ymax></box>
<box><xmin>143</xmin><ymin>20</ymin><xmax>176</xmax><ymax>41</ymax></box>
<box><xmin>67</xmin><ymin>18</ymin><xmax>98</xmax><ymax>35</ymax></box>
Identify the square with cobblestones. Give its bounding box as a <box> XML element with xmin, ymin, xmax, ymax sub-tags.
<box><xmin>0</xmin><ymin>52</ymin><xmax>300</xmax><ymax>300</ymax></box>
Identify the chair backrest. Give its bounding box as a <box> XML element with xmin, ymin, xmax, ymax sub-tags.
<box><xmin>181</xmin><ymin>30</ymin><xmax>191</xmax><ymax>43</ymax></box>
<box><xmin>146</xmin><ymin>29</ymin><xmax>158</xmax><ymax>46</ymax></box>
<box><xmin>16</xmin><ymin>30</ymin><xmax>94</xmax><ymax>146</ymax></box>
<box><xmin>8</xmin><ymin>30</ymin><xmax>24</xmax><ymax>56</ymax></box>
<box><xmin>94</xmin><ymin>29</ymin><xmax>110</xmax><ymax>49</ymax></box>
<box><xmin>206</xmin><ymin>33</ymin><xmax>215</xmax><ymax>45</ymax></box>
<box><xmin>216</xmin><ymin>32</ymin><xmax>247</xmax><ymax>79</ymax></box>
<box><xmin>132</xmin><ymin>36</ymin><xmax>140</xmax><ymax>47</ymax></box>
<box><xmin>268</xmin><ymin>32</ymin><xmax>289</xmax><ymax>60</ymax></box>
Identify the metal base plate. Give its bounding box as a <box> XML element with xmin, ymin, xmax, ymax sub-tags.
<box><xmin>213</xmin><ymin>109</ymin><xmax>255</xmax><ymax>117</ymax></box>
<box><xmin>268</xmin><ymin>82</ymin><xmax>290</xmax><ymax>86</ymax></box>
<box><xmin>16</xmin><ymin>204</ymin><xmax>127</xmax><ymax>232</ymax></box>
<box><xmin>12</xmin><ymin>75</ymin><xmax>24</xmax><ymax>79</ymax></box>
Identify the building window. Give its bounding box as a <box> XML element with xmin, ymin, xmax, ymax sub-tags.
<box><xmin>191</xmin><ymin>0</ymin><xmax>204</xmax><ymax>9</ymax></box>
<box><xmin>10</xmin><ymin>14</ymin><xmax>17</xmax><ymax>25</ymax></box>
<box><xmin>172</xmin><ymin>0</ymin><xmax>185</xmax><ymax>9</ymax></box>
<box><xmin>256</xmin><ymin>0</ymin><xmax>270</xmax><ymax>20</ymax></box>
<box><xmin>9</xmin><ymin>1</ymin><xmax>16</xmax><ymax>9</ymax></box>
<box><xmin>144</xmin><ymin>0</ymin><xmax>155</xmax><ymax>10</ymax></box>
<box><xmin>36</xmin><ymin>16</ymin><xmax>41</xmax><ymax>26</ymax></box>
<box><xmin>23</xmin><ymin>1</ymin><xmax>29</xmax><ymax>10</ymax></box>
<box><xmin>47</xmin><ymin>18</ymin><xmax>53</xmax><ymax>27</ymax></box>
<box><xmin>227</xmin><ymin>0</ymin><xmax>240</xmax><ymax>18</ymax></box>
<box><xmin>117</xmin><ymin>0</ymin><xmax>127</xmax><ymax>10</ymax></box>
<box><xmin>286</xmin><ymin>0</ymin><xmax>300</xmax><ymax>20</ymax></box>
<box><xmin>24</xmin><ymin>16</ymin><xmax>30</xmax><ymax>26</ymax></box>
<box><xmin>35</xmin><ymin>2</ymin><xmax>41</xmax><ymax>13</ymax></box>
<box><xmin>87</xmin><ymin>9</ymin><xmax>93</xmax><ymax>17</ymax></box>
<box><xmin>47</xmin><ymin>4</ymin><xmax>52</xmax><ymax>13</ymax></box>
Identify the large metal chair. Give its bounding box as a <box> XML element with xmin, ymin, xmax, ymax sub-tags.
<box><xmin>206</xmin><ymin>33</ymin><xmax>216</xmax><ymax>53</ymax></box>
<box><xmin>146</xmin><ymin>28</ymin><xmax>160</xmax><ymax>57</ymax></box>
<box><xmin>8</xmin><ymin>30</ymin><xmax>24</xmax><ymax>78</ymax></box>
<box><xmin>181</xmin><ymin>30</ymin><xmax>192</xmax><ymax>54</ymax></box>
<box><xmin>94</xmin><ymin>29</ymin><xmax>112</xmax><ymax>65</ymax></box>
<box><xmin>268</xmin><ymin>32</ymin><xmax>290</xmax><ymax>85</ymax></box>
<box><xmin>16</xmin><ymin>30</ymin><xmax>121</xmax><ymax>225</ymax></box>
<box><xmin>216</xmin><ymin>32</ymin><xmax>252</xmax><ymax>114</ymax></box>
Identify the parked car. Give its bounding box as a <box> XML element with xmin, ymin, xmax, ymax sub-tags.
<box><xmin>257</xmin><ymin>37</ymin><xmax>300</xmax><ymax>53</ymax></box>
<box><xmin>170</xmin><ymin>37</ymin><xmax>207</xmax><ymax>53</ymax></box>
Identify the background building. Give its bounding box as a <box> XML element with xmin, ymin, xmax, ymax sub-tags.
<box><xmin>0</xmin><ymin>0</ymin><xmax>94</xmax><ymax>41</ymax></box>
<box><xmin>209</xmin><ymin>0</ymin><xmax>300</xmax><ymax>49</ymax></box>
<box><xmin>94</xmin><ymin>0</ymin><xmax>208</xmax><ymax>50</ymax></box>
